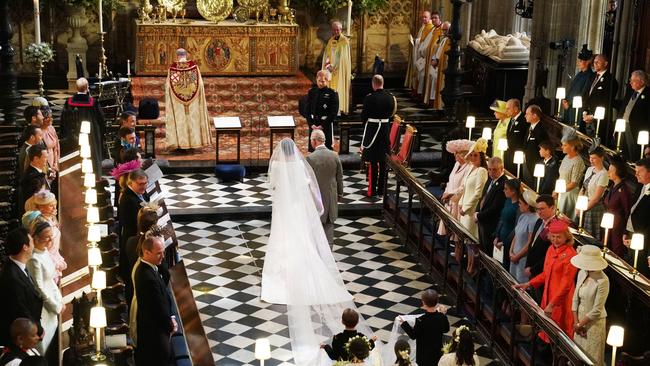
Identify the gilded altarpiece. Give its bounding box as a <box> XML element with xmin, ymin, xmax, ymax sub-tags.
<box><xmin>136</xmin><ymin>20</ymin><xmax>299</xmax><ymax>76</ymax></box>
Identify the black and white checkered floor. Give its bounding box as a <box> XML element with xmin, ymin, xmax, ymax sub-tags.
<box><xmin>175</xmin><ymin>217</ymin><xmax>500</xmax><ymax>366</ymax></box>
<box><xmin>160</xmin><ymin>169</ymin><xmax>430</xmax><ymax>210</ymax></box>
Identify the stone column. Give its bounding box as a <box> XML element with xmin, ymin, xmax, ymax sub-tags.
<box><xmin>0</xmin><ymin>0</ymin><xmax>21</xmax><ymax>125</ymax></box>
<box><xmin>441</xmin><ymin>0</ymin><xmax>470</xmax><ymax>124</ymax></box>
<box><xmin>577</xmin><ymin>0</ymin><xmax>606</xmax><ymax>54</ymax></box>
<box><xmin>523</xmin><ymin>0</ymin><xmax>582</xmax><ymax>103</ymax></box>
<box><xmin>66</xmin><ymin>7</ymin><xmax>89</xmax><ymax>91</ymax></box>
<box><xmin>611</xmin><ymin>0</ymin><xmax>635</xmax><ymax>100</ymax></box>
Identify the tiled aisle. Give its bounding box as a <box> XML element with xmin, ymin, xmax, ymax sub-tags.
<box><xmin>159</xmin><ymin>170</ymin><xmax>430</xmax><ymax>210</ymax></box>
<box><xmin>174</xmin><ymin>217</ymin><xmax>499</xmax><ymax>366</ymax></box>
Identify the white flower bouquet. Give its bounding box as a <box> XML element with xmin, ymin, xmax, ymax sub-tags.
<box><xmin>25</xmin><ymin>42</ymin><xmax>55</xmax><ymax>65</ymax></box>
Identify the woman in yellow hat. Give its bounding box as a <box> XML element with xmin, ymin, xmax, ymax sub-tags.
<box><xmin>490</xmin><ymin>99</ymin><xmax>510</xmax><ymax>159</ymax></box>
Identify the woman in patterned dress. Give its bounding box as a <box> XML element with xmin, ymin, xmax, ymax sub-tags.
<box><xmin>556</xmin><ymin>133</ymin><xmax>585</xmax><ymax>219</ymax></box>
<box><xmin>579</xmin><ymin>147</ymin><xmax>609</xmax><ymax>241</ymax></box>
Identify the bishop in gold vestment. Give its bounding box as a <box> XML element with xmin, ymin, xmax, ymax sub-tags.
<box><xmin>165</xmin><ymin>49</ymin><xmax>212</xmax><ymax>150</ymax></box>
<box><xmin>425</xmin><ymin>22</ymin><xmax>451</xmax><ymax>109</ymax></box>
<box><xmin>322</xmin><ymin>21</ymin><xmax>351</xmax><ymax>115</ymax></box>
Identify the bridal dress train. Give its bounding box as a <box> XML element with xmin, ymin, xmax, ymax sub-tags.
<box><xmin>261</xmin><ymin>139</ymin><xmax>383</xmax><ymax>366</ymax></box>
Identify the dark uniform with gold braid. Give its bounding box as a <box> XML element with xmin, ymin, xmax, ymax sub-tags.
<box><xmin>305</xmin><ymin>86</ymin><xmax>339</xmax><ymax>151</ymax></box>
<box><xmin>360</xmin><ymin>89</ymin><xmax>397</xmax><ymax>196</ymax></box>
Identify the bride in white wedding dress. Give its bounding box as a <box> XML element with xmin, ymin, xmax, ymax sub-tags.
<box><xmin>261</xmin><ymin>139</ymin><xmax>382</xmax><ymax>365</ymax></box>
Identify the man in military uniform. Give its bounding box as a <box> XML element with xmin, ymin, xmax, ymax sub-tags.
<box><xmin>304</xmin><ymin>70</ymin><xmax>339</xmax><ymax>151</ymax></box>
<box><xmin>360</xmin><ymin>75</ymin><xmax>397</xmax><ymax>197</ymax></box>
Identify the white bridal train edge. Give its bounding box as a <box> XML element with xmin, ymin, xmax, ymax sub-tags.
<box><xmin>260</xmin><ymin>139</ymin><xmax>384</xmax><ymax>365</ymax></box>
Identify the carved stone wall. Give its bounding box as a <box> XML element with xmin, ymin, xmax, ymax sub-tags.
<box><xmin>363</xmin><ymin>0</ymin><xmax>413</xmax><ymax>72</ymax></box>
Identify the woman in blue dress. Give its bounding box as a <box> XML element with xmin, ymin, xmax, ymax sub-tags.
<box><xmin>509</xmin><ymin>190</ymin><xmax>540</xmax><ymax>283</ymax></box>
<box><xmin>493</xmin><ymin>179</ymin><xmax>521</xmax><ymax>269</ymax></box>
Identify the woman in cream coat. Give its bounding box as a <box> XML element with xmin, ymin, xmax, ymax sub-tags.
<box><xmin>26</xmin><ymin>217</ymin><xmax>64</xmax><ymax>355</ymax></box>
<box><xmin>571</xmin><ymin>245</ymin><xmax>609</xmax><ymax>366</ymax></box>
<box><xmin>459</xmin><ymin>138</ymin><xmax>488</xmax><ymax>274</ymax></box>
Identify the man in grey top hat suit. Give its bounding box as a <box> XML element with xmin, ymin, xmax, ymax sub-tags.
<box><xmin>306</xmin><ymin>129</ymin><xmax>344</xmax><ymax>246</ymax></box>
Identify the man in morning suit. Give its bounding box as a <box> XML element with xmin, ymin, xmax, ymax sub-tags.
<box><xmin>505</xmin><ymin>99</ymin><xmax>528</xmax><ymax>174</ymax></box>
<box><xmin>18</xmin><ymin>125</ymin><xmax>44</xmax><ymax>177</ymax></box>
<box><xmin>306</xmin><ymin>130</ymin><xmax>344</xmax><ymax>246</ymax></box>
<box><xmin>0</xmin><ymin>228</ymin><xmax>44</xmax><ymax>346</ymax></box>
<box><xmin>626</xmin><ymin>158</ymin><xmax>650</xmax><ymax>277</ymax></box>
<box><xmin>582</xmin><ymin>54</ymin><xmax>618</xmax><ymax>142</ymax></box>
<box><xmin>118</xmin><ymin>169</ymin><xmax>149</xmax><ymax>287</ymax></box>
<box><xmin>360</xmin><ymin>75</ymin><xmax>397</xmax><ymax>196</ymax></box>
<box><xmin>133</xmin><ymin>236</ymin><xmax>176</xmax><ymax>365</ymax></box>
<box><xmin>524</xmin><ymin>194</ymin><xmax>558</xmax><ymax>303</ymax></box>
<box><xmin>20</xmin><ymin>145</ymin><xmax>50</xmax><ymax>213</ymax></box>
<box><xmin>619</xmin><ymin>70</ymin><xmax>650</xmax><ymax>160</ymax></box>
<box><xmin>522</xmin><ymin>105</ymin><xmax>550</xmax><ymax>188</ymax></box>
<box><xmin>304</xmin><ymin>70</ymin><xmax>339</xmax><ymax>151</ymax></box>
<box><xmin>476</xmin><ymin>157</ymin><xmax>507</xmax><ymax>259</ymax></box>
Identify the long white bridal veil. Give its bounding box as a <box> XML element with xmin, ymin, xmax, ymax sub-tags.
<box><xmin>263</xmin><ymin>138</ymin><xmax>385</xmax><ymax>365</ymax></box>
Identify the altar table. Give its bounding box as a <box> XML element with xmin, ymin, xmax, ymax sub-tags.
<box><xmin>135</xmin><ymin>20</ymin><xmax>299</xmax><ymax>76</ymax></box>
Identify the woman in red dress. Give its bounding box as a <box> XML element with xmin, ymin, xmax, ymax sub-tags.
<box><xmin>514</xmin><ymin>220</ymin><xmax>578</xmax><ymax>342</ymax></box>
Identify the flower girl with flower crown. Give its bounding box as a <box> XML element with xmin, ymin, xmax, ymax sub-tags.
<box><xmin>438</xmin><ymin>325</ymin><xmax>480</xmax><ymax>366</ymax></box>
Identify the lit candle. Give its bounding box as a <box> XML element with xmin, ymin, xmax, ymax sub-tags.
<box><xmin>497</xmin><ymin>139</ymin><xmax>508</xmax><ymax>160</ymax></box>
<box><xmin>127</xmin><ymin>59</ymin><xmax>131</xmax><ymax>75</ymax></box>
<box><xmin>533</xmin><ymin>163</ymin><xmax>545</xmax><ymax>192</ymax></box>
<box><xmin>594</xmin><ymin>106</ymin><xmax>605</xmax><ymax>135</ymax></box>
<box><xmin>466</xmin><ymin>116</ymin><xmax>475</xmax><ymax>139</ymax></box>
<box><xmin>99</xmin><ymin>0</ymin><xmax>103</xmax><ymax>33</ymax></box>
<box><xmin>555</xmin><ymin>87</ymin><xmax>565</xmax><ymax>116</ymax></box>
<box><xmin>572</xmin><ymin>96</ymin><xmax>582</xmax><ymax>129</ymax></box>
<box><xmin>33</xmin><ymin>0</ymin><xmax>41</xmax><ymax>44</ymax></box>
<box><xmin>638</xmin><ymin>131</ymin><xmax>649</xmax><ymax>159</ymax></box>
<box><xmin>576</xmin><ymin>195</ymin><xmax>589</xmax><ymax>232</ymax></box>
<box><xmin>513</xmin><ymin>151</ymin><xmax>524</xmax><ymax>178</ymax></box>
<box><xmin>601</xmin><ymin>213</ymin><xmax>614</xmax><ymax>254</ymax></box>
<box><xmin>614</xmin><ymin>118</ymin><xmax>626</xmax><ymax>151</ymax></box>
<box><xmin>347</xmin><ymin>0</ymin><xmax>353</xmax><ymax>36</ymax></box>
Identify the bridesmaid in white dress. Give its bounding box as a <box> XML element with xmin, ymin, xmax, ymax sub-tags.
<box><xmin>26</xmin><ymin>217</ymin><xmax>64</xmax><ymax>355</ymax></box>
<box><xmin>458</xmin><ymin>138</ymin><xmax>488</xmax><ymax>274</ymax></box>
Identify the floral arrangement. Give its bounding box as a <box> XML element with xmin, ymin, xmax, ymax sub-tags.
<box><xmin>296</xmin><ymin>0</ymin><xmax>388</xmax><ymax>17</ymax></box>
<box><xmin>25</xmin><ymin>42</ymin><xmax>55</xmax><ymax>65</ymax></box>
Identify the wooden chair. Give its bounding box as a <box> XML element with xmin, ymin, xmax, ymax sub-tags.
<box><xmin>391</xmin><ymin>124</ymin><xmax>417</xmax><ymax>166</ymax></box>
<box><xmin>389</xmin><ymin>115</ymin><xmax>403</xmax><ymax>153</ymax></box>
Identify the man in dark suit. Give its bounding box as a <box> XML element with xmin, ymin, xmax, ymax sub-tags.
<box><xmin>112</xmin><ymin>127</ymin><xmax>137</xmax><ymax>166</ymax></box>
<box><xmin>133</xmin><ymin>236</ymin><xmax>176</xmax><ymax>365</ymax></box>
<box><xmin>306</xmin><ymin>129</ymin><xmax>343</xmax><ymax>246</ymax></box>
<box><xmin>538</xmin><ymin>141</ymin><xmax>560</xmax><ymax>195</ymax></box>
<box><xmin>522</xmin><ymin>105</ymin><xmax>550</xmax><ymax>188</ymax></box>
<box><xmin>476</xmin><ymin>157</ymin><xmax>507</xmax><ymax>258</ymax></box>
<box><xmin>18</xmin><ymin>125</ymin><xmax>44</xmax><ymax>176</ymax></box>
<box><xmin>505</xmin><ymin>98</ymin><xmax>529</xmax><ymax>174</ymax></box>
<box><xmin>524</xmin><ymin>194</ymin><xmax>558</xmax><ymax>303</ymax></box>
<box><xmin>360</xmin><ymin>75</ymin><xmax>397</xmax><ymax>196</ymax></box>
<box><xmin>626</xmin><ymin>158</ymin><xmax>650</xmax><ymax>277</ymax></box>
<box><xmin>400</xmin><ymin>289</ymin><xmax>449</xmax><ymax>365</ymax></box>
<box><xmin>582</xmin><ymin>54</ymin><xmax>619</xmax><ymax>142</ymax></box>
<box><xmin>20</xmin><ymin>144</ymin><xmax>50</xmax><ymax>212</ymax></box>
<box><xmin>619</xmin><ymin>70</ymin><xmax>650</xmax><ymax>160</ymax></box>
<box><xmin>304</xmin><ymin>70</ymin><xmax>339</xmax><ymax>151</ymax></box>
<box><xmin>119</xmin><ymin>169</ymin><xmax>149</xmax><ymax>285</ymax></box>
<box><xmin>0</xmin><ymin>228</ymin><xmax>44</xmax><ymax>346</ymax></box>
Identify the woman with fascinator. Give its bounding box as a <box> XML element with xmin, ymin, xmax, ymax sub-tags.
<box><xmin>24</xmin><ymin>190</ymin><xmax>67</xmax><ymax>284</ymax></box>
<box><xmin>261</xmin><ymin>138</ymin><xmax>380</xmax><ymax>365</ymax></box>
<box><xmin>458</xmin><ymin>138</ymin><xmax>488</xmax><ymax>274</ymax></box>
<box><xmin>556</xmin><ymin>129</ymin><xmax>586</xmax><ymax>219</ymax></box>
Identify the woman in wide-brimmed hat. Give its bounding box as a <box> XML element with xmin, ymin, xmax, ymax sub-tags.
<box><xmin>514</xmin><ymin>220</ymin><xmax>578</xmax><ymax>343</ymax></box>
<box><xmin>490</xmin><ymin>99</ymin><xmax>510</xmax><ymax>158</ymax></box>
<box><xmin>571</xmin><ymin>245</ymin><xmax>609</xmax><ymax>366</ymax></box>
<box><xmin>438</xmin><ymin>139</ymin><xmax>474</xmax><ymax>236</ymax></box>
